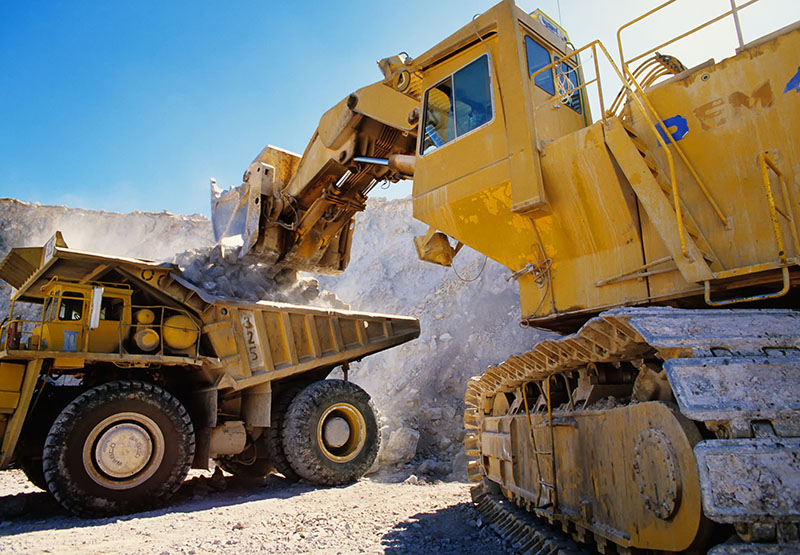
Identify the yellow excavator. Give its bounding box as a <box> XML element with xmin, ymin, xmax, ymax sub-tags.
<box><xmin>212</xmin><ymin>0</ymin><xmax>800</xmax><ymax>551</ymax></box>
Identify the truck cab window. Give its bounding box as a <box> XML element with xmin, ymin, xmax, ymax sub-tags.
<box><xmin>58</xmin><ymin>292</ymin><xmax>84</xmax><ymax>321</ymax></box>
<box><xmin>421</xmin><ymin>55</ymin><xmax>493</xmax><ymax>154</ymax></box>
<box><xmin>525</xmin><ymin>36</ymin><xmax>555</xmax><ymax>95</ymax></box>
<box><xmin>100</xmin><ymin>297</ymin><xmax>124</xmax><ymax>321</ymax></box>
<box><xmin>44</xmin><ymin>293</ymin><xmax>59</xmax><ymax>322</ymax></box>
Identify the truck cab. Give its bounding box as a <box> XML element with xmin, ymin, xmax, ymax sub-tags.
<box><xmin>33</xmin><ymin>281</ymin><xmax>132</xmax><ymax>353</ymax></box>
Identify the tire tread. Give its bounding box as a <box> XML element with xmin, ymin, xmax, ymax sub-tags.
<box><xmin>42</xmin><ymin>380</ymin><xmax>194</xmax><ymax>517</ymax></box>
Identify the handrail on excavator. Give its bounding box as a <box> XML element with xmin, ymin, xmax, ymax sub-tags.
<box><xmin>532</xmin><ymin>0</ymin><xmax>766</xmax><ymax>259</ymax></box>
<box><xmin>617</xmin><ymin>0</ymin><xmax>760</xmax><ymax>71</ymax></box>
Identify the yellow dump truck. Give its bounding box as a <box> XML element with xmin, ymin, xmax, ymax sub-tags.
<box><xmin>0</xmin><ymin>231</ymin><xmax>419</xmax><ymax>516</ymax></box>
<box><xmin>211</xmin><ymin>0</ymin><xmax>800</xmax><ymax>551</ymax></box>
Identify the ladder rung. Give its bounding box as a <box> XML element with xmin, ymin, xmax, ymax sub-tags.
<box><xmin>533</xmin><ymin>449</ymin><xmax>552</xmax><ymax>455</ymax></box>
<box><xmin>628</xmin><ymin>134</ymin><xmax>648</xmax><ymax>152</ymax></box>
<box><xmin>643</xmin><ymin>155</ymin><xmax>659</xmax><ymax>172</ymax></box>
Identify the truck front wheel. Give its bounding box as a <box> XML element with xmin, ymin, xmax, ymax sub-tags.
<box><xmin>42</xmin><ymin>380</ymin><xmax>194</xmax><ymax>516</ymax></box>
<box><xmin>283</xmin><ymin>380</ymin><xmax>379</xmax><ymax>485</ymax></box>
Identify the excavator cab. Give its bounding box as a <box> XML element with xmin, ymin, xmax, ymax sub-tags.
<box><xmin>411</xmin><ymin>3</ymin><xmax>588</xmax><ymax>274</ymax></box>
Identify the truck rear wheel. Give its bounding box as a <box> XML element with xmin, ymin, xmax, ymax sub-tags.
<box><xmin>282</xmin><ymin>380</ymin><xmax>379</xmax><ymax>485</ymax></box>
<box><xmin>42</xmin><ymin>380</ymin><xmax>194</xmax><ymax>517</ymax></box>
<box><xmin>264</xmin><ymin>385</ymin><xmax>302</xmax><ymax>481</ymax></box>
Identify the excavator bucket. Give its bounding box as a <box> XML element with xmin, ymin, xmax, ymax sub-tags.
<box><xmin>210</xmin><ymin>179</ymin><xmax>259</xmax><ymax>253</ymax></box>
<box><xmin>210</xmin><ymin>145</ymin><xmax>302</xmax><ymax>259</ymax></box>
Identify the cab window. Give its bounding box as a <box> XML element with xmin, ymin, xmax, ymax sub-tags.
<box><xmin>525</xmin><ymin>36</ymin><xmax>555</xmax><ymax>95</ymax></box>
<box><xmin>421</xmin><ymin>55</ymin><xmax>493</xmax><ymax>154</ymax></box>
<box><xmin>58</xmin><ymin>292</ymin><xmax>84</xmax><ymax>321</ymax></box>
<box><xmin>100</xmin><ymin>297</ymin><xmax>124</xmax><ymax>321</ymax></box>
<box><xmin>44</xmin><ymin>293</ymin><xmax>60</xmax><ymax>322</ymax></box>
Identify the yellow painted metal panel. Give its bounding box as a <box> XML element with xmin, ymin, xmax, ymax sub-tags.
<box><xmin>0</xmin><ymin>392</ymin><xmax>20</xmax><ymax>410</ymax></box>
<box><xmin>507</xmin><ymin>402</ymin><xmax>703</xmax><ymax>551</ymax></box>
<box><xmin>290</xmin><ymin>314</ymin><xmax>312</xmax><ymax>361</ymax></box>
<box><xmin>523</xmin><ymin>122</ymin><xmax>649</xmax><ymax>318</ymax></box>
<box><xmin>0</xmin><ymin>362</ymin><xmax>25</xmax><ymax>392</ymax></box>
<box><xmin>630</xmin><ymin>27</ymin><xmax>800</xmax><ymax>277</ymax></box>
<box><xmin>0</xmin><ymin>360</ymin><xmax>44</xmax><ymax>469</ymax></box>
<box><xmin>263</xmin><ymin>312</ymin><xmax>289</xmax><ymax>366</ymax></box>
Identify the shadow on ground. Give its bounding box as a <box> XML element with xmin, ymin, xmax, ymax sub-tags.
<box><xmin>0</xmin><ymin>472</ymin><xmax>315</xmax><ymax>536</ymax></box>
<box><xmin>381</xmin><ymin>501</ymin><xmax>513</xmax><ymax>554</ymax></box>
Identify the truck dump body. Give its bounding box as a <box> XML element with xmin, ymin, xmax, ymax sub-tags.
<box><xmin>0</xmin><ymin>232</ymin><xmax>419</xmax><ymax>515</ymax></box>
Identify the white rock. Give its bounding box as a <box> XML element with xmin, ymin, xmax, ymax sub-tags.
<box><xmin>380</xmin><ymin>427</ymin><xmax>419</xmax><ymax>465</ymax></box>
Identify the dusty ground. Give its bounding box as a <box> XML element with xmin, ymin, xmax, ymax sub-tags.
<box><xmin>0</xmin><ymin>469</ymin><xmax>514</xmax><ymax>554</ymax></box>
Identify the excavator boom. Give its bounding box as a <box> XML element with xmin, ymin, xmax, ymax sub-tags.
<box><xmin>211</xmin><ymin>74</ymin><xmax>418</xmax><ymax>275</ymax></box>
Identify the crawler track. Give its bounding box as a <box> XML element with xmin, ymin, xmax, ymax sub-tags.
<box><xmin>471</xmin><ymin>483</ymin><xmax>587</xmax><ymax>554</ymax></box>
<box><xmin>465</xmin><ymin>307</ymin><xmax>800</xmax><ymax>552</ymax></box>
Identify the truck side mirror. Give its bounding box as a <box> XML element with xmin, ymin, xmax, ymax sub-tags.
<box><xmin>89</xmin><ymin>287</ymin><xmax>104</xmax><ymax>330</ymax></box>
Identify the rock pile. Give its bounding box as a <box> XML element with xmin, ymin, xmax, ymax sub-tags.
<box><xmin>172</xmin><ymin>243</ymin><xmax>346</xmax><ymax>308</ymax></box>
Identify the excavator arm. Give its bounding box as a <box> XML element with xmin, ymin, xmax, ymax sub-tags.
<box><xmin>211</xmin><ymin>55</ymin><xmax>420</xmax><ymax>275</ymax></box>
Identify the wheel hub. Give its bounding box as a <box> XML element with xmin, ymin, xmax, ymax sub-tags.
<box><xmin>323</xmin><ymin>416</ymin><xmax>351</xmax><ymax>448</ymax></box>
<box><xmin>316</xmin><ymin>403</ymin><xmax>366</xmax><ymax>463</ymax></box>
<box><xmin>94</xmin><ymin>422</ymin><xmax>154</xmax><ymax>478</ymax></box>
<box><xmin>83</xmin><ymin>412</ymin><xmax>165</xmax><ymax>489</ymax></box>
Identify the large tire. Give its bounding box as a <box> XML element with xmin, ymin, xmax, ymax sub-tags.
<box><xmin>42</xmin><ymin>380</ymin><xmax>194</xmax><ymax>517</ymax></box>
<box><xmin>283</xmin><ymin>380</ymin><xmax>379</xmax><ymax>485</ymax></box>
<box><xmin>264</xmin><ymin>385</ymin><xmax>302</xmax><ymax>481</ymax></box>
<box><xmin>17</xmin><ymin>385</ymin><xmax>79</xmax><ymax>491</ymax></box>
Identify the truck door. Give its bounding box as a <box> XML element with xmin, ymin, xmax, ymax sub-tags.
<box><xmin>42</xmin><ymin>291</ymin><xmax>85</xmax><ymax>352</ymax></box>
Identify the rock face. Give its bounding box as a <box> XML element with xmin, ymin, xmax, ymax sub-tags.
<box><xmin>0</xmin><ymin>196</ymin><xmax>554</xmax><ymax>478</ymax></box>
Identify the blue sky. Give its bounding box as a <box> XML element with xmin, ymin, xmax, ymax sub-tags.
<box><xmin>1</xmin><ymin>0</ymin><xmax>796</xmax><ymax>217</ymax></box>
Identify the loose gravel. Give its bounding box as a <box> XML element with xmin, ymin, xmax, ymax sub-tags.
<box><xmin>0</xmin><ymin>470</ymin><xmax>515</xmax><ymax>554</ymax></box>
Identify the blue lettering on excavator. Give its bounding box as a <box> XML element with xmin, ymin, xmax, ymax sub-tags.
<box><xmin>656</xmin><ymin>115</ymin><xmax>689</xmax><ymax>145</ymax></box>
<box><xmin>785</xmin><ymin>66</ymin><xmax>800</xmax><ymax>93</ymax></box>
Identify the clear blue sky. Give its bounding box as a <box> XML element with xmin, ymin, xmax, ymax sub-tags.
<box><xmin>1</xmin><ymin>0</ymin><xmax>796</xmax><ymax>217</ymax></box>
